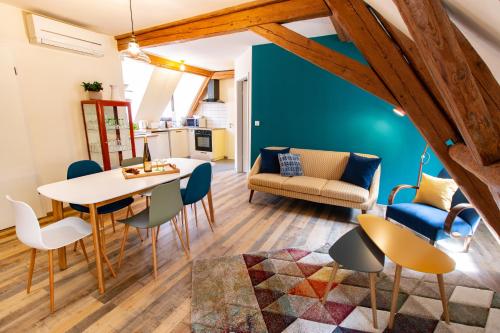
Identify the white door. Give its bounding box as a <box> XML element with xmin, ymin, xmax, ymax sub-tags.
<box><xmin>236</xmin><ymin>79</ymin><xmax>250</xmax><ymax>173</ymax></box>
<box><xmin>0</xmin><ymin>46</ymin><xmax>43</xmax><ymax>229</ymax></box>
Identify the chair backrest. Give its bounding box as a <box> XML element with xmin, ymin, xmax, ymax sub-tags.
<box><xmin>183</xmin><ymin>163</ymin><xmax>212</xmax><ymax>205</ymax></box>
<box><xmin>121</xmin><ymin>157</ymin><xmax>143</xmax><ymax>167</ymax></box>
<box><xmin>149</xmin><ymin>179</ymin><xmax>183</xmax><ymax>227</ymax></box>
<box><xmin>67</xmin><ymin>160</ymin><xmax>102</xmax><ymax>179</ymax></box>
<box><xmin>437</xmin><ymin>169</ymin><xmax>481</xmax><ymax>229</ymax></box>
<box><xmin>5</xmin><ymin>196</ymin><xmax>45</xmax><ymax>249</ymax></box>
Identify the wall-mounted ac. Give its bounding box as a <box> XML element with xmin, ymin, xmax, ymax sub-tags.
<box><xmin>25</xmin><ymin>13</ymin><xmax>105</xmax><ymax>57</ymax></box>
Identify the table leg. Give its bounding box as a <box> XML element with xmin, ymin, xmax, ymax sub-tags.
<box><xmin>369</xmin><ymin>272</ymin><xmax>378</xmax><ymax>329</ymax></box>
<box><xmin>51</xmin><ymin>200</ymin><xmax>67</xmax><ymax>270</ymax></box>
<box><xmin>437</xmin><ymin>274</ymin><xmax>450</xmax><ymax>324</ymax></box>
<box><xmin>89</xmin><ymin>204</ymin><xmax>105</xmax><ymax>294</ymax></box>
<box><xmin>388</xmin><ymin>264</ymin><xmax>402</xmax><ymax>329</ymax></box>
<box><xmin>207</xmin><ymin>189</ymin><xmax>215</xmax><ymax>224</ymax></box>
<box><xmin>322</xmin><ymin>262</ymin><xmax>339</xmax><ymax>304</ymax></box>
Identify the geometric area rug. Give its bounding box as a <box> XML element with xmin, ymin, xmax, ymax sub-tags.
<box><xmin>192</xmin><ymin>244</ymin><xmax>500</xmax><ymax>332</ymax></box>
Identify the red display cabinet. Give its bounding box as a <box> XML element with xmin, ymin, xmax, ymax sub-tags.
<box><xmin>81</xmin><ymin>100</ymin><xmax>136</xmax><ymax>170</ymax></box>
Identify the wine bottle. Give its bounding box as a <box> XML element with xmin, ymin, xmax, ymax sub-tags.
<box><xmin>143</xmin><ymin>136</ymin><xmax>152</xmax><ymax>172</ymax></box>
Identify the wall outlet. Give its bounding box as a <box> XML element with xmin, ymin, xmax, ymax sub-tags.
<box><xmin>254</xmin><ymin>120</ymin><xmax>260</xmax><ymax>127</ymax></box>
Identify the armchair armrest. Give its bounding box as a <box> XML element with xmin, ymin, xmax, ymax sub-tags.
<box><xmin>444</xmin><ymin>203</ymin><xmax>475</xmax><ymax>234</ymax></box>
<box><xmin>388</xmin><ymin>184</ymin><xmax>418</xmax><ymax>205</ymax></box>
<box><xmin>248</xmin><ymin>156</ymin><xmax>261</xmax><ymax>179</ymax></box>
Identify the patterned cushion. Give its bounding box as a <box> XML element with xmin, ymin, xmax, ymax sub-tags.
<box><xmin>278</xmin><ymin>153</ymin><xmax>303</xmax><ymax>177</ymax></box>
<box><xmin>320</xmin><ymin>180</ymin><xmax>369</xmax><ymax>203</ymax></box>
<box><xmin>282</xmin><ymin>176</ymin><xmax>328</xmax><ymax>195</ymax></box>
<box><xmin>249</xmin><ymin>173</ymin><xmax>289</xmax><ymax>189</ymax></box>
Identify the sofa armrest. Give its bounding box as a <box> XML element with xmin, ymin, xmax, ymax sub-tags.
<box><xmin>248</xmin><ymin>156</ymin><xmax>261</xmax><ymax>180</ymax></box>
<box><xmin>388</xmin><ymin>184</ymin><xmax>418</xmax><ymax>205</ymax></box>
<box><xmin>444</xmin><ymin>203</ymin><xmax>475</xmax><ymax>234</ymax></box>
<box><xmin>366</xmin><ymin>166</ymin><xmax>381</xmax><ymax>207</ymax></box>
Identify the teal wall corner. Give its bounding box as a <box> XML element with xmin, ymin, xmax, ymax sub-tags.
<box><xmin>251</xmin><ymin>34</ymin><xmax>443</xmax><ymax>204</ymax></box>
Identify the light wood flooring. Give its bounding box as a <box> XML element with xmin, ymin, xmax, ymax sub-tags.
<box><xmin>0</xmin><ymin>167</ymin><xmax>499</xmax><ymax>332</ymax></box>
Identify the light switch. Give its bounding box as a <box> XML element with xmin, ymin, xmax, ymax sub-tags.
<box><xmin>254</xmin><ymin>120</ymin><xmax>260</xmax><ymax>127</ymax></box>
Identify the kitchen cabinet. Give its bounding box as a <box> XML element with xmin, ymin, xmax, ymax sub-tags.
<box><xmin>134</xmin><ymin>135</ymin><xmax>159</xmax><ymax>159</ymax></box>
<box><xmin>156</xmin><ymin>132</ymin><xmax>171</xmax><ymax>159</ymax></box>
<box><xmin>188</xmin><ymin>129</ymin><xmax>196</xmax><ymax>157</ymax></box>
<box><xmin>81</xmin><ymin>100</ymin><xmax>135</xmax><ymax>170</ymax></box>
<box><xmin>169</xmin><ymin>129</ymin><xmax>189</xmax><ymax>158</ymax></box>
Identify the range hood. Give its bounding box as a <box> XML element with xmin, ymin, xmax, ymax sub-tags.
<box><xmin>203</xmin><ymin>79</ymin><xmax>224</xmax><ymax>103</ymax></box>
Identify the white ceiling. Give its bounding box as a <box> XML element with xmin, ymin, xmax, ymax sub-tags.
<box><xmin>147</xmin><ymin>18</ymin><xmax>336</xmax><ymax>71</ymax></box>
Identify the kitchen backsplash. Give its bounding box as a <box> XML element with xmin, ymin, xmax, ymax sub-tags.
<box><xmin>199</xmin><ymin>102</ymin><xmax>228</xmax><ymax>128</ymax></box>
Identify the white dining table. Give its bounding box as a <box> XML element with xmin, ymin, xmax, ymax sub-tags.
<box><xmin>37</xmin><ymin>158</ymin><xmax>214</xmax><ymax>294</ymax></box>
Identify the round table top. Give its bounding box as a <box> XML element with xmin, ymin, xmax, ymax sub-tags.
<box><xmin>329</xmin><ymin>227</ymin><xmax>385</xmax><ymax>273</ymax></box>
<box><xmin>358</xmin><ymin>214</ymin><xmax>455</xmax><ymax>274</ymax></box>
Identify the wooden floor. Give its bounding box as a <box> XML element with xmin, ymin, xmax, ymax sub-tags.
<box><xmin>0</xmin><ymin>166</ymin><xmax>499</xmax><ymax>332</ymax></box>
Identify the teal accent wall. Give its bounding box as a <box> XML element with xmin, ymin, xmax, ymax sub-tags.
<box><xmin>251</xmin><ymin>35</ymin><xmax>444</xmax><ymax>204</ymax></box>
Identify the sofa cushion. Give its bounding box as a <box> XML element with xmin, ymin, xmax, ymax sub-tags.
<box><xmin>290</xmin><ymin>148</ymin><xmax>349</xmax><ymax>179</ymax></box>
<box><xmin>282</xmin><ymin>176</ymin><xmax>327</xmax><ymax>195</ymax></box>
<box><xmin>260</xmin><ymin>147</ymin><xmax>290</xmax><ymax>174</ymax></box>
<box><xmin>340</xmin><ymin>153</ymin><xmax>381</xmax><ymax>189</ymax></box>
<box><xmin>249</xmin><ymin>173</ymin><xmax>289</xmax><ymax>189</ymax></box>
<box><xmin>386</xmin><ymin>202</ymin><xmax>472</xmax><ymax>241</ymax></box>
<box><xmin>320</xmin><ymin>180</ymin><xmax>369</xmax><ymax>203</ymax></box>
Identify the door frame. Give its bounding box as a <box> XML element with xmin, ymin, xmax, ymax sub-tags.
<box><xmin>236</xmin><ymin>77</ymin><xmax>250</xmax><ymax>173</ymax></box>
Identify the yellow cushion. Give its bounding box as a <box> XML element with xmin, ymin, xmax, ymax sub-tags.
<box><xmin>282</xmin><ymin>176</ymin><xmax>328</xmax><ymax>195</ymax></box>
<box><xmin>413</xmin><ymin>173</ymin><xmax>458</xmax><ymax>211</ymax></box>
<box><xmin>320</xmin><ymin>180</ymin><xmax>369</xmax><ymax>203</ymax></box>
<box><xmin>249</xmin><ymin>173</ymin><xmax>288</xmax><ymax>189</ymax></box>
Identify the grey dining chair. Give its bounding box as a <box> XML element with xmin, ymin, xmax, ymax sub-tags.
<box><xmin>117</xmin><ymin>179</ymin><xmax>188</xmax><ymax>279</ymax></box>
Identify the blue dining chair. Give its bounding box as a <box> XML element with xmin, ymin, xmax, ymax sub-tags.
<box><xmin>180</xmin><ymin>163</ymin><xmax>214</xmax><ymax>249</ymax></box>
<box><xmin>67</xmin><ymin>160</ymin><xmax>136</xmax><ymax>234</ymax></box>
<box><xmin>386</xmin><ymin>168</ymin><xmax>480</xmax><ymax>252</ymax></box>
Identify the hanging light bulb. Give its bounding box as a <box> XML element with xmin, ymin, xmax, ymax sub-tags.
<box><xmin>179</xmin><ymin>60</ymin><xmax>186</xmax><ymax>71</ymax></box>
<box><xmin>122</xmin><ymin>0</ymin><xmax>150</xmax><ymax>63</ymax></box>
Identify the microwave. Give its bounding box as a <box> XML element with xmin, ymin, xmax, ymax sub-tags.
<box><xmin>186</xmin><ymin>117</ymin><xmax>207</xmax><ymax>127</ymax></box>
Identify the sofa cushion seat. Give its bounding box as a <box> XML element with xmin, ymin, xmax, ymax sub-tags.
<box><xmin>320</xmin><ymin>180</ymin><xmax>369</xmax><ymax>203</ymax></box>
<box><xmin>282</xmin><ymin>176</ymin><xmax>328</xmax><ymax>195</ymax></box>
<box><xmin>249</xmin><ymin>173</ymin><xmax>289</xmax><ymax>189</ymax></box>
<box><xmin>386</xmin><ymin>203</ymin><xmax>472</xmax><ymax>241</ymax></box>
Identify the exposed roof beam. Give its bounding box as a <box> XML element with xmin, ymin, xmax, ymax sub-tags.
<box><xmin>325</xmin><ymin>0</ymin><xmax>500</xmax><ymax>233</ymax></box>
<box><xmin>188</xmin><ymin>75</ymin><xmax>212</xmax><ymax>117</ymax></box>
<box><xmin>212</xmin><ymin>70</ymin><xmax>235</xmax><ymax>80</ymax></box>
<box><xmin>393</xmin><ymin>0</ymin><xmax>500</xmax><ymax>166</ymax></box>
<box><xmin>115</xmin><ymin>0</ymin><xmax>331</xmax><ymax>50</ymax></box>
<box><xmin>328</xmin><ymin>13</ymin><xmax>351</xmax><ymax>42</ymax></box>
<box><xmin>250</xmin><ymin>23</ymin><xmax>397</xmax><ymax>106</ymax></box>
<box><xmin>146</xmin><ymin>53</ymin><xmax>213</xmax><ymax>77</ymax></box>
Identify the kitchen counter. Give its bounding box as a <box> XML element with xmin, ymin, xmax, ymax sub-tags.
<box><xmin>134</xmin><ymin>127</ymin><xmax>226</xmax><ymax>138</ymax></box>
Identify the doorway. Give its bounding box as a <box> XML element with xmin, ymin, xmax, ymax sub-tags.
<box><xmin>236</xmin><ymin>78</ymin><xmax>250</xmax><ymax>173</ymax></box>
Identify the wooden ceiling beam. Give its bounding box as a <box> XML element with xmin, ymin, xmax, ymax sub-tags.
<box><xmin>328</xmin><ymin>14</ymin><xmax>350</xmax><ymax>42</ymax></box>
<box><xmin>115</xmin><ymin>0</ymin><xmax>331</xmax><ymax>50</ymax></box>
<box><xmin>187</xmin><ymin>75</ymin><xmax>212</xmax><ymax>117</ymax></box>
<box><xmin>393</xmin><ymin>0</ymin><xmax>500</xmax><ymax>166</ymax></box>
<box><xmin>146</xmin><ymin>53</ymin><xmax>213</xmax><ymax>77</ymax></box>
<box><xmin>326</xmin><ymin>0</ymin><xmax>500</xmax><ymax>233</ymax></box>
<box><xmin>212</xmin><ymin>70</ymin><xmax>235</xmax><ymax>80</ymax></box>
<box><xmin>250</xmin><ymin>23</ymin><xmax>398</xmax><ymax>106</ymax></box>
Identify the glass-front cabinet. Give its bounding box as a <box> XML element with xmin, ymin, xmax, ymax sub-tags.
<box><xmin>81</xmin><ymin>100</ymin><xmax>136</xmax><ymax>170</ymax></box>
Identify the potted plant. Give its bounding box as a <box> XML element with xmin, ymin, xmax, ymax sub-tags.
<box><xmin>82</xmin><ymin>81</ymin><xmax>104</xmax><ymax>100</ymax></box>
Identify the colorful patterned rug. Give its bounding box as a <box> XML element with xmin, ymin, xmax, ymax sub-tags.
<box><xmin>191</xmin><ymin>244</ymin><xmax>500</xmax><ymax>332</ymax></box>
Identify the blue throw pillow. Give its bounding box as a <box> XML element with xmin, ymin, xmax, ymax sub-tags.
<box><xmin>340</xmin><ymin>153</ymin><xmax>381</xmax><ymax>189</ymax></box>
<box><xmin>259</xmin><ymin>148</ymin><xmax>290</xmax><ymax>173</ymax></box>
<box><xmin>278</xmin><ymin>153</ymin><xmax>303</xmax><ymax>177</ymax></box>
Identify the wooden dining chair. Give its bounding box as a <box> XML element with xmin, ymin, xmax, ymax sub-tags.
<box><xmin>179</xmin><ymin>163</ymin><xmax>214</xmax><ymax>250</ymax></box>
<box><xmin>117</xmin><ymin>179</ymin><xmax>188</xmax><ymax>279</ymax></box>
<box><xmin>6</xmin><ymin>195</ymin><xmax>92</xmax><ymax>313</ymax></box>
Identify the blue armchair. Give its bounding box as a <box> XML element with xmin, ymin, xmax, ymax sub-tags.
<box><xmin>386</xmin><ymin>169</ymin><xmax>481</xmax><ymax>252</ymax></box>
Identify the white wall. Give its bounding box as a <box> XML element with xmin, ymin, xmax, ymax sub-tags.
<box><xmin>234</xmin><ymin>47</ymin><xmax>252</xmax><ymax>172</ymax></box>
<box><xmin>220</xmin><ymin>79</ymin><xmax>236</xmax><ymax>159</ymax></box>
<box><xmin>0</xmin><ymin>2</ymin><xmax>124</xmax><ymax>219</ymax></box>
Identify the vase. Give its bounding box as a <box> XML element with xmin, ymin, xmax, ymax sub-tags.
<box><xmin>88</xmin><ymin>91</ymin><xmax>103</xmax><ymax>100</ymax></box>
<box><xmin>109</xmin><ymin>84</ymin><xmax>120</xmax><ymax>100</ymax></box>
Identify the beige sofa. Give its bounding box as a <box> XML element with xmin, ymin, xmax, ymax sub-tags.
<box><xmin>248</xmin><ymin>148</ymin><xmax>381</xmax><ymax>212</ymax></box>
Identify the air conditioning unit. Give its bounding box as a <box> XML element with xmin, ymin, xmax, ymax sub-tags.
<box><xmin>25</xmin><ymin>13</ymin><xmax>105</xmax><ymax>57</ymax></box>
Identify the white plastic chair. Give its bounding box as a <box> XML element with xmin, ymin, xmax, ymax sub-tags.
<box><xmin>6</xmin><ymin>195</ymin><xmax>92</xmax><ymax>313</ymax></box>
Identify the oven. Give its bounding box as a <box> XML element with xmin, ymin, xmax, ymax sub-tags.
<box><xmin>195</xmin><ymin>129</ymin><xmax>212</xmax><ymax>152</ymax></box>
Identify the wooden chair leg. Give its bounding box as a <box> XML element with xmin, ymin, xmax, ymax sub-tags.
<box><xmin>73</xmin><ymin>241</ymin><xmax>78</xmax><ymax>252</ymax></box>
<box><xmin>27</xmin><ymin>248</ymin><xmax>36</xmax><ymax>293</ymax></box>
<box><xmin>437</xmin><ymin>274</ymin><xmax>450</xmax><ymax>324</ymax></box>
<box><xmin>201</xmin><ymin>199</ymin><xmax>214</xmax><ymax>232</ymax></box>
<box><xmin>249</xmin><ymin>190</ymin><xmax>254</xmax><ymax>203</ymax></box>
<box><xmin>361</xmin><ymin>209</ymin><xmax>367</xmax><ymax>214</ymax></box>
<box><xmin>322</xmin><ymin>262</ymin><xmax>339</xmax><ymax>303</ymax></box>
<box><xmin>171</xmin><ymin>219</ymin><xmax>189</xmax><ymax>256</ymax></box>
<box><xmin>48</xmin><ymin>250</ymin><xmax>55</xmax><ymax>313</ymax></box>
<box><xmin>79</xmin><ymin>240</ymin><xmax>89</xmax><ymax>264</ymax></box>
<box><xmin>369</xmin><ymin>272</ymin><xmax>378</xmax><ymax>329</ymax></box>
<box><xmin>156</xmin><ymin>225</ymin><xmax>161</xmax><ymax>243</ymax></box>
<box><xmin>79</xmin><ymin>212</ymin><xmax>84</xmax><ymax>219</ymax></box>
<box><xmin>194</xmin><ymin>202</ymin><xmax>198</xmax><ymax>227</ymax></box>
<box><xmin>110</xmin><ymin>213</ymin><xmax>116</xmax><ymax>233</ymax></box>
<box><xmin>388</xmin><ymin>264</ymin><xmax>402</xmax><ymax>329</ymax></box>
<box><xmin>118</xmin><ymin>224</ymin><xmax>130</xmax><ymax>269</ymax></box>
<box><xmin>151</xmin><ymin>228</ymin><xmax>158</xmax><ymax>279</ymax></box>
<box><xmin>98</xmin><ymin>215</ymin><xmax>116</xmax><ymax>278</ymax></box>
<box><xmin>182</xmin><ymin>206</ymin><xmax>190</xmax><ymax>250</ymax></box>
<box><xmin>136</xmin><ymin>228</ymin><xmax>144</xmax><ymax>242</ymax></box>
